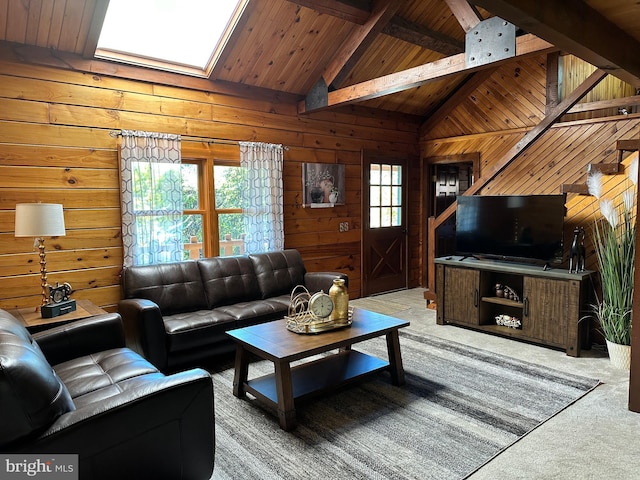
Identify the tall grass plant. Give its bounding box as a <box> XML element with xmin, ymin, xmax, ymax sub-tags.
<box><xmin>587</xmin><ymin>160</ymin><xmax>637</xmax><ymax>346</ymax></box>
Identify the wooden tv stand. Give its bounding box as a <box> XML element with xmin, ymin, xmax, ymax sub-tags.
<box><xmin>435</xmin><ymin>256</ymin><xmax>595</xmax><ymax>356</ymax></box>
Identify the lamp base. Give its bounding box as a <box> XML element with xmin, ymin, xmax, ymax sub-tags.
<box><xmin>41</xmin><ymin>299</ymin><xmax>76</xmax><ymax>318</ymax></box>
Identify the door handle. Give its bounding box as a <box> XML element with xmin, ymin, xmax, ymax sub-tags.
<box><xmin>523</xmin><ymin>297</ymin><xmax>529</xmax><ymax>317</ymax></box>
<box><xmin>473</xmin><ymin>288</ymin><xmax>479</xmax><ymax>308</ymax></box>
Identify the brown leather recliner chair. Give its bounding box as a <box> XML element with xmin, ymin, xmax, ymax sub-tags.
<box><xmin>0</xmin><ymin>309</ymin><xmax>214</xmax><ymax>480</ymax></box>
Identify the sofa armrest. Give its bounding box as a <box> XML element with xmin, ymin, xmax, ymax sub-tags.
<box><xmin>11</xmin><ymin>368</ymin><xmax>214</xmax><ymax>480</ymax></box>
<box><xmin>33</xmin><ymin>313</ymin><xmax>125</xmax><ymax>366</ymax></box>
<box><xmin>304</xmin><ymin>271</ymin><xmax>349</xmax><ymax>293</ymax></box>
<box><xmin>118</xmin><ymin>298</ymin><xmax>168</xmax><ymax>371</ymax></box>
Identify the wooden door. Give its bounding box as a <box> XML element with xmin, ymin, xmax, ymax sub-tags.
<box><xmin>523</xmin><ymin>276</ymin><xmax>569</xmax><ymax>345</ymax></box>
<box><xmin>432</xmin><ymin>163</ymin><xmax>473</xmax><ymax>257</ymax></box>
<box><xmin>441</xmin><ymin>267</ymin><xmax>480</xmax><ymax>326</ymax></box>
<box><xmin>362</xmin><ymin>152</ymin><xmax>408</xmax><ymax>296</ymax></box>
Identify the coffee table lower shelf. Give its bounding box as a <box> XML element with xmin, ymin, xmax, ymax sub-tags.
<box><xmin>245</xmin><ymin>350</ymin><xmax>389</xmax><ymax>404</ymax></box>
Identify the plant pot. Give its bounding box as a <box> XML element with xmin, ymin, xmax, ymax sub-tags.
<box><xmin>605</xmin><ymin>339</ymin><xmax>631</xmax><ymax>370</ymax></box>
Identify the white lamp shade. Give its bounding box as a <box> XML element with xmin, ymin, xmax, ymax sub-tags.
<box><xmin>15</xmin><ymin>203</ymin><xmax>66</xmax><ymax>237</ymax></box>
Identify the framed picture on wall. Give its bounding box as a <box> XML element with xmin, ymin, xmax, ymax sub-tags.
<box><xmin>302</xmin><ymin>163</ymin><xmax>346</xmax><ymax>207</ymax></box>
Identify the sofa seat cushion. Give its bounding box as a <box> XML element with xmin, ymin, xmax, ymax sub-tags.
<box><xmin>163</xmin><ymin>310</ymin><xmax>237</xmax><ymax>353</ymax></box>
<box><xmin>217</xmin><ymin>299</ymin><xmax>288</xmax><ymax>325</ymax></box>
<box><xmin>54</xmin><ymin>348</ymin><xmax>162</xmax><ymax>408</ymax></box>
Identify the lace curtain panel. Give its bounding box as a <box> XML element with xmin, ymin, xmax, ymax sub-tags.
<box><xmin>120</xmin><ymin>130</ymin><xmax>183</xmax><ymax>267</ymax></box>
<box><xmin>239</xmin><ymin>142</ymin><xmax>285</xmax><ymax>253</ymax></box>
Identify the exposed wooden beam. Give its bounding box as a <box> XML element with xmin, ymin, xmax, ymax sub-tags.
<box><xmin>287</xmin><ymin>0</ymin><xmax>371</xmax><ymax>24</ymax></box>
<box><xmin>300</xmin><ymin>33</ymin><xmax>554</xmax><ymax>113</ymax></box>
<box><xmin>291</xmin><ymin>1</ymin><xmax>464</xmax><ymax>56</ymax></box>
<box><xmin>545</xmin><ymin>52</ymin><xmax>560</xmax><ymax>115</ymax></box>
<box><xmin>471</xmin><ymin>0</ymin><xmax>640</xmax><ymax>87</ymax></box>
<box><xmin>382</xmin><ymin>16</ymin><xmax>464</xmax><ymax>56</ymax></box>
<box><xmin>82</xmin><ymin>0</ymin><xmax>110</xmax><ymax>59</ymax></box>
<box><xmin>444</xmin><ymin>0</ymin><xmax>483</xmax><ymax>32</ymax></box>
<box><xmin>432</xmin><ymin>68</ymin><xmax>608</xmax><ymax>228</ymax></box>
<box><xmin>322</xmin><ymin>0</ymin><xmax>401</xmax><ymax>88</ymax></box>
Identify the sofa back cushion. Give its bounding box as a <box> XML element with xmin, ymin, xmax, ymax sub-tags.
<box><xmin>197</xmin><ymin>256</ymin><xmax>260</xmax><ymax>308</ymax></box>
<box><xmin>249</xmin><ymin>249</ymin><xmax>306</xmax><ymax>299</ymax></box>
<box><xmin>121</xmin><ymin>261</ymin><xmax>208</xmax><ymax>315</ymax></box>
<box><xmin>0</xmin><ymin>311</ymin><xmax>75</xmax><ymax>447</ymax></box>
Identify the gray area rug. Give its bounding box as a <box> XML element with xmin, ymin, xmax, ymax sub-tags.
<box><xmin>210</xmin><ymin>330</ymin><xmax>599</xmax><ymax>480</ymax></box>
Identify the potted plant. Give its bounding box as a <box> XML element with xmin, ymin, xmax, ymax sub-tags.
<box><xmin>586</xmin><ymin>159</ymin><xmax>637</xmax><ymax>369</ymax></box>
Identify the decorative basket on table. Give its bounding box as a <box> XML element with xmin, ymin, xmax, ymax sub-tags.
<box><xmin>285</xmin><ymin>284</ymin><xmax>353</xmax><ymax>334</ymax></box>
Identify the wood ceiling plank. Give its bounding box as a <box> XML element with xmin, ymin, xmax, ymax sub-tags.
<box><xmin>301</xmin><ymin>33</ymin><xmax>555</xmax><ymax>113</ymax></box>
<box><xmin>0</xmin><ymin>0</ymin><xmax>8</xmax><ymax>39</ymax></box>
<box><xmin>35</xmin><ymin>0</ymin><xmax>53</xmax><ymax>47</ymax></box>
<box><xmin>25</xmin><ymin>0</ymin><xmax>43</xmax><ymax>44</ymax></box>
<box><xmin>46</xmin><ymin>0</ymin><xmax>67</xmax><ymax>49</ymax></box>
<box><xmin>5</xmin><ymin>0</ymin><xmax>28</xmax><ymax>43</ymax></box>
<box><xmin>472</xmin><ymin>0</ymin><xmax>640</xmax><ymax>87</ymax></box>
<box><xmin>323</xmin><ymin>0</ymin><xmax>401</xmax><ymax>88</ymax></box>
<box><xmin>58</xmin><ymin>0</ymin><xmax>87</xmax><ymax>52</ymax></box>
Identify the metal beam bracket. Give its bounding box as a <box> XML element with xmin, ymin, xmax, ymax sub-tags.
<box><xmin>304</xmin><ymin>78</ymin><xmax>329</xmax><ymax>112</ymax></box>
<box><xmin>465</xmin><ymin>16</ymin><xmax>515</xmax><ymax>68</ymax></box>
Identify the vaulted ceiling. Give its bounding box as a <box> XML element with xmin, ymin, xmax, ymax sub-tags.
<box><xmin>1</xmin><ymin>0</ymin><xmax>639</xmax><ymax>120</ymax></box>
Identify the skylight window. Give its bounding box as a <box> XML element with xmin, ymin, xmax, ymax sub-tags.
<box><xmin>96</xmin><ymin>0</ymin><xmax>247</xmax><ymax>77</ymax></box>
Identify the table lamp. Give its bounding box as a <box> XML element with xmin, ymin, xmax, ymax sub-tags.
<box><xmin>15</xmin><ymin>203</ymin><xmax>66</xmax><ymax>308</ymax></box>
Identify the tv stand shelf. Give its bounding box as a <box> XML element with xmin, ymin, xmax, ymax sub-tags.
<box><xmin>435</xmin><ymin>256</ymin><xmax>594</xmax><ymax>356</ymax></box>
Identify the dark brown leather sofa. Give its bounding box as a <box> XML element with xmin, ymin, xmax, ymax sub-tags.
<box><xmin>119</xmin><ymin>249</ymin><xmax>347</xmax><ymax>372</ymax></box>
<box><xmin>0</xmin><ymin>310</ymin><xmax>214</xmax><ymax>480</ymax></box>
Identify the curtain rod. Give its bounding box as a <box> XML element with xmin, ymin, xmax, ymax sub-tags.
<box><xmin>109</xmin><ymin>130</ymin><xmax>238</xmax><ymax>145</ymax></box>
<box><xmin>108</xmin><ymin>130</ymin><xmax>288</xmax><ymax>149</ymax></box>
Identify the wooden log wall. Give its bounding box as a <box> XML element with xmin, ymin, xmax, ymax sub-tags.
<box><xmin>0</xmin><ymin>49</ymin><xmax>421</xmax><ymax>312</ymax></box>
<box><xmin>421</xmin><ymin>54</ymin><xmax>640</xmax><ymax>274</ymax></box>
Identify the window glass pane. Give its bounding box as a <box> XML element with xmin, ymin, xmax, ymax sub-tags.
<box><xmin>182</xmin><ymin>164</ymin><xmax>199</xmax><ymax>210</ymax></box>
<box><xmin>392</xmin><ymin>186</ymin><xmax>402</xmax><ymax>206</ymax></box>
<box><xmin>392</xmin><ymin>207</ymin><xmax>402</xmax><ymax>226</ymax></box>
<box><xmin>381</xmin><ymin>207</ymin><xmax>392</xmax><ymax>227</ymax></box>
<box><xmin>370</xmin><ymin>164</ymin><xmax>381</xmax><ymax>186</ymax></box>
<box><xmin>370</xmin><ymin>207</ymin><xmax>380</xmax><ymax>229</ymax></box>
<box><xmin>218</xmin><ymin>213</ymin><xmax>246</xmax><ymax>256</ymax></box>
<box><xmin>381</xmin><ymin>186</ymin><xmax>391</xmax><ymax>206</ymax></box>
<box><xmin>214</xmin><ymin>165</ymin><xmax>244</xmax><ymax>209</ymax></box>
<box><xmin>132</xmin><ymin>161</ymin><xmax>182</xmax><ymax>211</ymax></box>
<box><xmin>381</xmin><ymin>164</ymin><xmax>391</xmax><ymax>185</ymax></box>
<box><xmin>392</xmin><ymin>165</ymin><xmax>401</xmax><ymax>185</ymax></box>
<box><xmin>370</xmin><ymin>186</ymin><xmax>380</xmax><ymax>207</ymax></box>
<box><xmin>133</xmin><ymin>215</ymin><xmax>183</xmax><ymax>264</ymax></box>
<box><xmin>183</xmin><ymin>214</ymin><xmax>203</xmax><ymax>259</ymax></box>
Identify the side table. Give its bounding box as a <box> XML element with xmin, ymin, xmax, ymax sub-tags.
<box><xmin>7</xmin><ymin>299</ymin><xmax>108</xmax><ymax>332</ymax></box>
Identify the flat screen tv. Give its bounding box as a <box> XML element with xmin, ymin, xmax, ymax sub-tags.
<box><xmin>455</xmin><ymin>194</ymin><xmax>566</xmax><ymax>265</ymax></box>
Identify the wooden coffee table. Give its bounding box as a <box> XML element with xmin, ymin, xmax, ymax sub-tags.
<box><xmin>227</xmin><ymin>307</ymin><xmax>409</xmax><ymax>430</ymax></box>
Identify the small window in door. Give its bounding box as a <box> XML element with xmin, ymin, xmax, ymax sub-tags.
<box><xmin>369</xmin><ymin>163</ymin><xmax>402</xmax><ymax>228</ymax></box>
